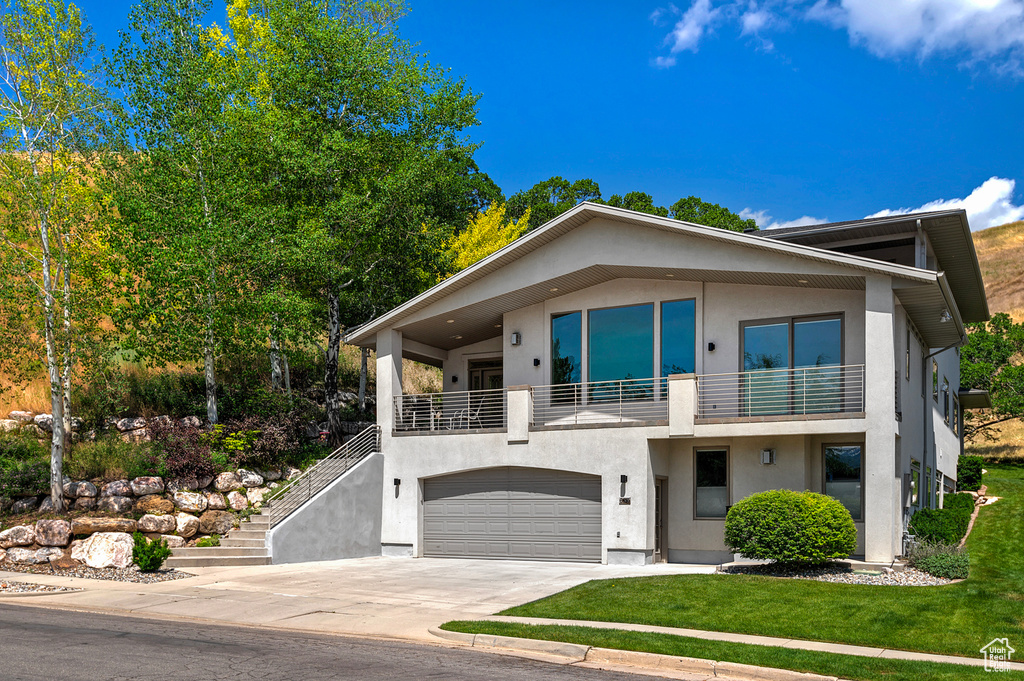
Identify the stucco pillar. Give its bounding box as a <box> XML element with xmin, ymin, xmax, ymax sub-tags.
<box><xmin>376</xmin><ymin>329</ymin><xmax>403</xmax><ymax>435</ymax></box>
<box><xmin>507</xmin><ymin>385</ymin><xmax>531</xmax><ymax>444</ymax></box>
<box><xmin>863</xmin><ymin>276</ymin><xmax>898</xmax><ymax>562</ymax></box>
<box><xmin>668</xmin><ymin>374</ymin><xmax>696</xmax><ymax>436</ymax></box>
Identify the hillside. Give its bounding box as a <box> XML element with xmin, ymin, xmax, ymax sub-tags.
<box><xmin>972</xmin><ymin>219</ymin><xmax>1024</xmax><ymax>322</ymax></box>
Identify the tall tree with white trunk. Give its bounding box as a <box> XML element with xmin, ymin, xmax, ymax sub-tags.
<box><xmin>0</xmin><ymin>0</ymin><xmax>109</xmax><ymax>511</ymax></box>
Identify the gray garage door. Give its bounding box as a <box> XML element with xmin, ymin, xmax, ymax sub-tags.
<box><xmin>423</xmin><ymin>467</ymin><xmax>602</xmax><ymax>562</ymax></box>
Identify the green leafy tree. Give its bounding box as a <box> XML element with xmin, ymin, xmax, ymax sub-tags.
<box><xmin>107</xmin><ymin>0</ymin><xmax>255</xmax><ymax>425</ymax></box>
<box><xmin>505</xmin><ymin>176</ymin><xmax>601</xmax><ymax>230</ymax></box>
<box><xmin>0</xmin><ymin>0</ymin><xmax>109</xmax><ymax>510</ymax></box>
<box><xmin>961</xmin><ymin>312</ymin><xmax>1024</xmax><ymax>441</ymax></box>
<box><xmin>670</xmin><ymin>195</ymin><xmax>757</xmax><ymax>232</ymax></box>
<box><xmin>603</xmin><ymin>191</ymin><xmax>669</xmax><ymax>217</ymax></box>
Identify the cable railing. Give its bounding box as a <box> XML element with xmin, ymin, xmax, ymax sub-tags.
<box><xmin>394</xmin><ymin>388</ymin><xmax>507</xmax><ymax>432</ymax></box>
<box><xmin>264</xmin><ymin>424</ymin><xmax>381</xmax><ymax>527</ymax></box>
<box><xmin>532</xmin><ymin>377</ymin><xmax>669</xmax><ymax>427</ymax></box>
<box><xmin>697</xmin><ymin>365</ymin><xmax>865</xmax><ymax>419</ymax></box>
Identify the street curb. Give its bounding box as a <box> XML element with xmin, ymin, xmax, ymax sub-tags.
<box><xmin>428</xmin><ymin>627</ymin><xmax>844</xmax><ymax>681</ymax></box>
<box><xmin>0</xmin><ymin>589</ymin><xmax>83</xmax><ymax>598</ymax></box>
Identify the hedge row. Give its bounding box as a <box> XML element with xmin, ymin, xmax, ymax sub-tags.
<box><xmin>908</xmin><ymin>492</ymin><xmax>975</xmax><ymax>545</ymax></box>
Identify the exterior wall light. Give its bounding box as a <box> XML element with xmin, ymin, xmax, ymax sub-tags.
<box><xmin>510</xmin><ymin>332</ymin><xmax>522</xmax><ymax>346</ymax></box>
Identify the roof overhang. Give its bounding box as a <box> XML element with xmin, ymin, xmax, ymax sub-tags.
<box><xmin>345</xmin><ymin>202</ymin><xmax>966</xmax><ymax>351</ymax></box>
<box><xmin>958</xmin><ymin>388</ymin><xmax>992</xmax><ymax>410</ymax></box>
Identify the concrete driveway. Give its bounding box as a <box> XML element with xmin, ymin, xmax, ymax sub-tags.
<box><xmin>1</xmin><ymin>557</ymin><xmax>714</xmax><ymax>641</ymax></box>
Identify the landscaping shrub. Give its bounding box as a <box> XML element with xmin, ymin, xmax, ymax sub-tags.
<box><xmin>724</xmin><ymin>489</ymin><xmax>857</xmax><ymax>565</ymax></box>
<box><xmin>66</xmin><ymin>437</ymin><xmax>163</xmax><ymax>481</ymax></box>
<box><xmin>0</xmin><ymin>433</ymin><xmax>50</xmax><ymax>500</ymax></box>
<box><xmin>0</xmin><ymin>432</ymin><xmax>48</xmax><ymax>462</ymax></box>
<box><xmin>957</xmin><ymin>455</ymin><xmax>983</xmax><ymax>492</ymax></box>
<box><xmin>906</xmin><ymin>542</ymin><xmax>970</xmax><ymax>579</ymax></box>
<box><xmin>150</xmin><ymin>421</ymin><xmax>214</xmax><ymax>480</ymax></box>
<box><xmin>196</xmin><ymin>534</ymin><xmax>220</xmax><ymax>547</ymax></box>
<box><xmin>132</xmin><ymin>532</ymin><xmax>172</xmax><ymax>571</ymax></box>
<box><xmin>909</xmin><ymin>493</ymin><xmax>975</xmax><ymax>545</ymax></box>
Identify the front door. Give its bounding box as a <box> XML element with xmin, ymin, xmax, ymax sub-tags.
<box><xmin>469</xmin><ymin>359</ymin><xmax>503</xmax><ymax>390</ymax></box>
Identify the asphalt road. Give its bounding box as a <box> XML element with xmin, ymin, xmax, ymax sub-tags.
<box><xmin>0</xmin><ymin>603</ymin><xmax>647</xmax><ymax>681</ymax></box>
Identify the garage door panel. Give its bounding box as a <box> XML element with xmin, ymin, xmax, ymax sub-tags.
<box><xmin>423</xmin><ymin>467</ymin><xmax>602</xmax><ymax>563</ymax></box>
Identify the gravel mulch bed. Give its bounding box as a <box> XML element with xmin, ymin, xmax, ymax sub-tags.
<box><xmin>718</xmin><ymin>562</ymin><xmax>953</xmax><ymax>586</ymax></box>
<box><xmin>0</xmin><ymin>578</ymin><xmax>78</xmax><ymax>594</ymax></box>
<box><xmin>0</xmin><ymin>562</ymin><xmax>193</xmax><ymax>584</ymax></box>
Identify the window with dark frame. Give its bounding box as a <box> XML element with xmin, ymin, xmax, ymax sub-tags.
<box><xmin>942</xmin><ymin>377</ymin><xmax>950</xmax><ymax>424</ymax></box>
<box><xmin>824</xmin><ymin>444</ymin><xmax>862</xmax><ymax>520</ymax></box>
<box><xmin>694</xmin><ymin>449</ymin><xmax>728</xmax><ymax>518</ymax></box>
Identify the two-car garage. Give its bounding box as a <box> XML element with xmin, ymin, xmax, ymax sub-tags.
<box><xmin>422</xmin><ymin>467</ymin><xmax>602</xmax><ymax>563</ymax></box>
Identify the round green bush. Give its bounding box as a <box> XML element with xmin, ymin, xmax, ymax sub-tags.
<box><xmin>725</xmin><ymin>489</ymin><xmax>857</xmax><ymax>565</ymax></box>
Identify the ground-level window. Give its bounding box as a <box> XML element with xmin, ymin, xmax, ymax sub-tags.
<box><xmin>551</xmin><ymin>312</ymin><xmax>581</xmax><ymax>384</ymax></box>
<box><xmin>694</xmin><ymin>449</ymin><xmax>728</xmax><ymax>518</ymax></box>
<box><xmin>824</xmin><ymin>444</ymin><xmax>862</xmax><ymax>520</ymax></box>
<box><xmin>926</xmin><ymin>467</ymin><xmax>933</xmax><ymax>508</ymax></box>
<box><xmin>942</xmin><ymin>377</ymin><xmax>950</xmax><ymax>425</ymax></box>
<box><xmin>953</xmin><ymin>396</ymin><xmax>960</xmax><ymax>435</ymax></box>
<box><xmin>910</xmin><ymin>460</ymin><xmax>920</xmax><ymax>507</ymax></box>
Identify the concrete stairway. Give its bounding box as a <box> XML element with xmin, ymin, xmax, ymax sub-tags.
<box><xmin>165</xmin><ymin>514</ymin><xmax>271</xmax><ymax>568</ymax></box>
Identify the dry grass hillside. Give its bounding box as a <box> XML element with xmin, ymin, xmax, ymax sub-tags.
<box><xmin>972</xmin><ymin>219</ymin><xmax>1024</xmax><ymax>322</ymax></box>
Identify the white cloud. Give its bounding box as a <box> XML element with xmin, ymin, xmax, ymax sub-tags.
<box><xmin>661</xmin><ymin>0</ymin><xmax>721</xmax><ymax>54</ymax></box>
<box><xmin>651</xmin><ymin>0</ymin><xmax>1024</xmax><ymax>72</ymax></box>
<box><xmin>740</xmin><ymin>207</ymin><xmax>828</xmax><ymax>230</ymax></box>
<box><xmin>867</xmin><ymin>177</ymin><xmax>1024</xmax><ymax>230</ymax></box>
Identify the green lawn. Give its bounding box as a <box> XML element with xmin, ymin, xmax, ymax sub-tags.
<box><xmin>489</xmin><ymin>464</ymin><xmax>1024</xmax><ymax>659</ymax></box>
<box><xmin>441</xmin><ymin>621</ymin><xmax>1002</xmax><ymax>681</ymax></box>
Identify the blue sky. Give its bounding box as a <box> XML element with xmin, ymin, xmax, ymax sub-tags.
<box><xmin>80</xmin><ymin>0</ymin><xmax>1024</xmax><ymax>230</ymax></box>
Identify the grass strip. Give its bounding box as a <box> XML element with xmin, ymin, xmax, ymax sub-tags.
<box><xmin>441</xmin><ymin>620</ymin><xmax>1001</xmax><ymax>681</ymax></box>
<box><xmin>495</xmin><ymin>464</ymin><xmax>1024</xmax><ymax>658</ymax></box>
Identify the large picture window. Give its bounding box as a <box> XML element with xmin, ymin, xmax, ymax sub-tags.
<box><xmin>661</xmin><ymin>299</ymin><xmax>696</xmax><ymax>376</ymax></box>
<box><xmin>824</xmin><ymin>444</ymin><xmax>862</xmax><ymax>520</ymax></box>
<box><xmin>742</xmin><ymin>315</ymin><xmax>842</xmax><ymax>415</ymax></box>
<box><xmin>551</xmin><ymin>312</ymin><xmax>581</xmax><ymax>385</ymax></box>
<box><xmin>588</xmin><ymin>304</ymin><xmax>654</xmax><ymax>401</ymax></box>
<box><xmin>695</xmin><ymin>449</ymin><xmax>728</xmax><ymax>518</ymax></box>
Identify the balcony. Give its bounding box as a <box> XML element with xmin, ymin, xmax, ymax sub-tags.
<box><xmin>696</xmin><ymin>364</ymin><xmax>865</xmax><ymax>423</ymax></box>
<box><xmin>389</xmin><ymin>365</ymin><xmax>866</xmax><ymax>434</ymax></box>
<box><xmin>394</xmin><ymin>388</ymin><xmax>506</xmax><ymax>433</ymax></box>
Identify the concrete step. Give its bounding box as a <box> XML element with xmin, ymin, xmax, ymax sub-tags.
<box><xmin>220</xmin><ymin>537</ymin><xmax>266</xmax><ymax>548</ymax></box>
<box><xmin>171</xmin><ymin>547</ymin><xmax>268</xmax><ymax>558</ymax></box>
<box><xmin>224</xmin><ymin>529</ymin><xmax>267</xmax><ymax>541</ymax></box>
<box><xmin>240</xmin><ymin>519</ymin><xmax>271</xmax><ymax>530</ymax></box>
<box><xmin>165</xmin><ymin>555</ymin><xmax>271</xmax><ymax>568</ymax></box>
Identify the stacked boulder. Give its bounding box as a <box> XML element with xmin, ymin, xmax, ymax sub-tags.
<box><xmin>0</xmin><ymin>467</ymin><xmax>296</xmax><ymax>569</ymax></box>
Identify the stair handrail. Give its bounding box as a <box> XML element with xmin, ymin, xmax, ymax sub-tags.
<box><xmin>265</xmin><ymin>424</ymin><xmax>381</xmax><ymax>527</ymax></box>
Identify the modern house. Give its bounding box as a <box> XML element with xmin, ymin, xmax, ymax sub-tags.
<box><xmin>276</xmin><ymin>203</ymin><xmax>989</xmax><ymax>566</ymax></box>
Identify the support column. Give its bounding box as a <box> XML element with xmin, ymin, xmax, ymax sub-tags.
<box><xmin>376</xmin><ymin>329</ymin><xmax>403</xmax><ymax>435</ymax></box>
<box><xmin>668</xmin><ymin>374</ymin><xmax>696</xmax><ymax>437</ymax></box>
<box><xmin>864</xmin><ymin>276</ymin><xmax>898</xmax><ymax>562</ymax></box>
<box><xmin>507</xmin><ymin>385</ymin><xmax>531</xmax><ymax>444</ymax></box>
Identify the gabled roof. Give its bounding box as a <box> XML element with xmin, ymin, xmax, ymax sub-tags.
<box><xmin>761</xmin><ymin>209</ymin><xmax>988</xmax><ymax>323</ymax></box>
<box><xmin>344</xmin><ymin>202</ymin><xmax>971</xmax><ymax>349</ymax></box>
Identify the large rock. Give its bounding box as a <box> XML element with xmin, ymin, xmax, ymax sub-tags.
<box><xmin>73</xmin><ymin>497</ymin><xmax>97</xmax><ymax>511</ymax></box>
<box><xmin>284</xmin><ymin>466</ymin><xmax>301</xmax><ymax>480</ymax></box>
<box><xmin>161</xmin><ymin>534</ymin><xmax>185</xmax><ymax>549</ymax></box>
<box><xmin>71</xmin><ymin>517</ymin><xmax>137</xmax><ymax>535</ymax></box>
<box><xmin>50</xmin><ymin>554</ymin><xmax>80</xmax><ymax>569</ymax></box>
<box><xmin>136</xmin><ymin>494</ymin><xmax>175</xmax><ymax>514</ymax></box>
<box><xmin>97</xmin><ymin>496</ymin><xmax>134</xmax><ymax>514</ymax></box>
<box><xmin>0</xmin><ymin>525</ymin><xmax>36</xmax><ymax>548</ymax></box>
<box><xmin>115</xmin><ymin>416</ymin><xmax>147</xmax><ymax>432</ymax></box>
<box><xmin>179</xmin><ymin>415</ymin><xmax>202</xmax><ymax>428</ymax></box>
<box><xmin>120</xmin><ymin>427</ymin><xmax>150</xmax><ymax>443</ymax></box>
<box><xmin>131</xmin><ymin>476</ymin><xmax>165</xmax><ymax>496</ymax></box>
<box><xmin>198</xmin><ymin>510</ymin><xmax>234</xmax><ymax>535</ymax></box>
<box><xmin>35</xmin><ymin>519</ymin><xmax>71</xmax><ymax>546</ymax></box>
<box><xmin>206</xmin><ymin>492</ymin><xmax>227</xmax><ymax>510</ymax></box>
<box><xmin>7</xmin><ymin>547</ymin><xmax>44</xmax><ymax>564</ymax></box>
<box><xmin>8</xmin><ymin>410</ymin><xmax>34</xmax><ymax>422</ymax></box>
<box><xmin>63</xmin><ymin>480</ymin><xmax>98</xmax><ymax>498</ymax></box>
<box><xmin>137</xmin><ymin>514</ymin><xmax>176</xmax><ymax>534</ymax></box>
<box><xmin>38</xmin><ymin>495</ymin><xmax>58</xmax><ymax>512</ymax></box>
<box><xmin>166</xmin><ymin>478</ymin><xmax>199</xmax><ymax>493</ymax></box>
<box><xmin>227</xmin><ymin>490</ymin><xmax>248</xmax><ymax>510</ymax></box>
<box><xmin>238</xmin><ymin>469</ymin><xmax>264</xmax><ymax>488</ymax></box>
<box><xmin>35</xmin><ymin>547</ymin><xmax>65</xmax><ymax>562</ymax></box>
<box><xmin>246</xmin><ymin>486</ymin><xmax>270</xmax><ymax>507</ymax></box>
<box><xmin>149</xmin><ymin>415</ymin><xmax>173</xmax><ymax>428</ymax></box>
<box><xmin>32</xmin><ymin>413</ymin><xmax>53</xmax><ymax>432</ymax></box>
<box><xmin>175</xmin><ymin>513</ymin><xmax>199</xmax><ymax>538</ymax></box>
<box><xmin>12</xmin><ymin>497</ymin><xmax>38</xmax><ymax>513</ymax></box>
<box><xmin>173</xmin><ymin>491</ymin><xmax>207</xmax><ymax>513</ymax></box>
<box><xmin>71</xmin><ymin>532</ymin><xmax>134</xmax><ymax>568</ymax></box>
<box><xmin>0</xmin><ymin>548</ymin><xmax>6</xmax><ymax>562</ymax></box>
<box><xmin>260</xmin><ymin>467</ymin><xmax>283</xmax><ymax>482</ymax></box>
<box><xmin>0</xmin><ymin>419</ymin><xmax>20</xmax><ymax>432</ymax></box>
<box><xmin>213</xmin><ymin>471</ymin><xmax>240</xmax><ymax>492</ymax></box>
<box><xmin>101</xmin><ymin>479</ymin><xmax>132</xmax><ymax>497</ymax></box>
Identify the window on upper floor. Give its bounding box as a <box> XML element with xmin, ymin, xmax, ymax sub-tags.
<box><xmin>588</xmin><ymin>304</ymin><xmax>654</xmax><ymax>383</ymax></box>
<box><xmin>952</xmin><ymin>395</ymin><xmax>960</xmax><ymax>435</ymax></box>
<box><xmin>551</xmin><ymin>311</ymin><xmax>581</xmax><ymax>385</ymax></box>
<box><xmin>932</xmin><ymin>360</ymin><xmax>939</xmax><ymax>401</ymax></box>
<box><xmin>942</xmin><ymin>377</ymin><xmax>950</xmax><ymax>424</ymax></box>
<box><xmin>905</xmin><ymin>330</ymin><xmax>911</xmax><ymax>382</ymax></box>
<box><xmin>910</xmin><ymin>459</ymin><xmax>920</xmax><ymax>507</ymax></box>
<box><xmin>661</xmin><ymin>299</ymin><xmax>696</xmax><ymax>376</ymax></box>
